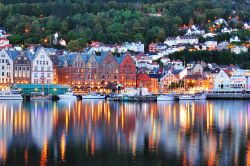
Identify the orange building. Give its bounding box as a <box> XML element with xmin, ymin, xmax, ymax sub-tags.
<box><xmin>136</xmin><ymin>73</ymin><xmax>158</xmax><ymax>93</ymax></box>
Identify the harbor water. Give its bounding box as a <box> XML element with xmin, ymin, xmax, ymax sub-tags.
<box><xmin>1</xmin><ymin>100</ymin><xmax>250</xmax><ymax>165</ymax></box>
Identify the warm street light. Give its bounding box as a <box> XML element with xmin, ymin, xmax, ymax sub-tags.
<box><xmin>24</xmin><ymin>28</ymin><xmax>29</xmax><ymax>33</ymax></box>
<box><xmin>44</xmin><ymin>38</ymin><xmax>48</xmax><ymax>43</ymax></box>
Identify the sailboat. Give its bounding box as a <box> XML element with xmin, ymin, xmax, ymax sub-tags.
<box><xmin>30</xmin><ymin>76</ymin><xmax>52</xmax><ymax>101</ymax></box>
<box><xmin>157</xmin><ymin>72</ymin><xmax>175</xmax><ymax>101</ymax></box>
<box><xmin>82</xmin><ymin>63</ymin><xmax>105</xmax><ymax>99</ymax></box>
<box><xmin>179</xmin><ymin>62</ymin><xmax>194</xmax><ymax>100</ymax></box>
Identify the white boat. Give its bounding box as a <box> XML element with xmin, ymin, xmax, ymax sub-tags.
<box><xmin>58</xmin><ymin>92</ymin><xmax>77</xmax><ymax>100</ymax></box>
<box><xmin>0</xmin><ymin>90</ymin><xmax>23</xmax><ymax>100</ymax></box>
<box><xmin>194</xmin><ymin>93</ymin><xmax>207</xmax><ymax>100</ymax></box>
<box><xmin>157</xmin><ymin>94</ymin><xmax>175</xmax><ymax>101</ymax></box>
<box><xmin>179</xmin><ymin>94</ymin><xmax>194</xmax><ymax>100</ymax></box>
<box><xmin>82</xmin><ymin>93</ymin><xmax>105</xmax><ymax>99</ymax></box>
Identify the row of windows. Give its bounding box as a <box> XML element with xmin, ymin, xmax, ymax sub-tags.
<box><xmin>15</xmin><ymin>66</ymin><xmax>30</xmax><ymax>71</ymax></box>
<box><xmin>36</xmin><ymin>60</ymin><xmax>49</xmax><ymax>65</ymax></box>
<box><xmin>14</xmin><ymin>71</ymin><xmax>30</xmax><ymax>78</ymax></box>
<box><xmin>0</xmin><ymin>59</ymin><xmax>9</xmax><ymax>63</ymax></box>
<box><xmin>101</xmin><ymin>75</ymin><xmax>118</xmax><ymax>79</ymax></box>
<box><xmin>34</xmin><ymin>66</ymin><xmax>51</xmax><ymax>71</ymax></box>
<box><xmin>34</xmin><ymin>79</ymin><xmax>51</xmax><ymax>84</ymax></box>
<box><xmin>0</xmin><ymin>78</ymin><xmax>12</xmax><ymax>83</ymax></box>
<box><xmin>1</xmin><ymin>65</ymin><xmax>10</xmax><ymax>70</ymax></box>
<box><xmin>1</xmin><ymin>72</ymin><xmax>10</xmax><ymax>77</ymax></box>
<box><xmin>34</xmin><ymin>73</ymin><xmax>51</xmax><ymax>78</ymax></box>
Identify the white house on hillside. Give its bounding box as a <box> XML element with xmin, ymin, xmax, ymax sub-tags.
<box><xmin>231</xmin><ymin>46</ymin><xmax>248</xmax><ymax>54</ymax></box>
<box><xmin>164</xmin><ymin>36</ymin><xmax>198</xmax><ymax>46</ymax></box>
<box><xmin>31</xmin><ymin>48</ymin><xmax>53</xmax><ymax>83</ymax></box>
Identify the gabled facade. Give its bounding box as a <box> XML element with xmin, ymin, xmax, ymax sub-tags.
<box><xmin>117</xmin><ymin>53</ymin><xmax>136</xmax><ymax>88</ymax></box>
<box><xmin>85</xmin><ymin>54</ymin><xmax>99</xmax><ymax>86</ymax></box>
<box><xmin>0</xmin><ymin>49</ymin><xmax>14</xmax><ymax>86</ymax></box>
<box><xmin>13</xmin><ymin>51</ymin><xmax>31</xmax><ymax>84</ymax></box>
<box><xmin>98</xmin><ymin>52</ymin><xmax>119</xmax><ymax>86</ymax></box>
<box><xmin>214</xmin><ymin>70</ymin><xmax>231</xmax><ymax>89</ymax></box>
<box><xmin>161</xmin><ymin>70</ymin><xmax>179</xmax><ymax>86</ymax></box>
<box><xmin>31</xmin><ymin>48</ymin><xmax>53</xmax><ymax>84</ymax></box>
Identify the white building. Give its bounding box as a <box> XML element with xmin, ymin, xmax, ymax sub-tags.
<box><xmin>164</xmin><ymin>36</ymin><xmax>198</xmax><ymax>46</ymax></box>
<box><xmin>244</xmin><ymin>22</ymin><xmax>250</xmax><ymax>29</ymax></box>
<box><xmin>229</xmin><ymin>69</ymin><xmax>247</xmax><ymax>89</ymax></box>
<box><xmin>31</xmin><ymin>48</ymin><xmax>53</xmax><ymax>83</ymax></box>
<box><xmin>231</xmin><ymin>46</ymin><xmax>248</xmax><ymax>54</ymax></box>
<box><xmin>221</xmin><ymin>27</ymin><xmax>232</xmax><ymax>33</ymax></box>
<box><xmin>214</xmin><ymin>70</ymin><xmax>231</xmax><ymax>89</ymax></box>
<box><xmin>185</xmin><ymin>25</ymin><xmax>205</xmax><ymax>35</ymax></box>
<box><xmin>0</xmin><ymin>49</ymin><xmax>14</xmax><ymax>86</ymax></box>
<box><xmin>230</xmin><ymin>36</ymin><xmax>241</xmax><ymax>43</ymax></box>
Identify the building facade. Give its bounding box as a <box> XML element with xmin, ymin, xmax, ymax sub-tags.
<box><xmin>117</xmin><ymin>53</ymin><xmax>137</xmax><ymax>88</ymax></box>
<box><xmin>13</xmin><ymin>51</ymin><xmax>31</xmax><ymax>84</ymax></box>
<box><xmin>0</xmin><ymin>49</ymin><xmax>14</xmax><ymax>87</ymax></box>
<box><xmin>31</xmin><ymin>48</ymin><xmax>53</xmax><ymax>84</ymax></box>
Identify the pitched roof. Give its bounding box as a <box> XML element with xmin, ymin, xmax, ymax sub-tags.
<box><xmin>6</xmin><ymin>50</ymin><xmax>19</xmax><ymax>60</ymax></box>
<box><xmin>65</xmin><ymin>53</ymin><xmax>77</xmax><ymax>66</ymax></box>
<box><xmin>115</xmin><ymin>53</ymin><xmax>127</xmax><ymax>64</ymax></box>
<box><xmin>24</xmin><ymin>50</ymin><xmax>36</xmax><ymax>61</ymax></box>
<box><xmin>94</xmin><ymin>51</ymin><xmax>110</xmax><ymax>64</ymax></box>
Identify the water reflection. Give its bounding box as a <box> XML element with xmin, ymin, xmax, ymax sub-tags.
<box><xmin>0</xmin><ymin>100</ymin><xmax>250</xmax><ymax>165</ymax></box>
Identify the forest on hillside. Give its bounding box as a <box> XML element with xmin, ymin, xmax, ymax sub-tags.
<box><xmin>0</xmin><ymin>0</ymin><xmax>249</xmax><ymax>50</ymax></box>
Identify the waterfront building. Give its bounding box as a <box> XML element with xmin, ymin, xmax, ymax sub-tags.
<box><xmin>116</xmin><ymin>52</ymin><xmax>136</xmax><ymax>89</ymax></box>
<box><xmin>0</xmin><ymin>49</ymin><xmax>16</xmax><ymax>88</ymax></box>
<box><xmin>214</xmin><ymin>69</ymin><xmax>232</xmax><ymax>89</ymax></box>
<box><xmin>161</xmin><ymin>70</ymin><xmax>180</xmax><ymax>85</ymax></box>
<box><xmin>31</xmin><ymin>48</ymin><xmax>53</xmax><ymax>84</ymax></box>
<box><xmin>136</xmin><ymin>73</ymin><xmax>158</xmax><ymax>93</ymax></box>
<box><xmin>98</xmin><ymin>51</ymin><xmax>119</xmax><ymax>86</ymax></box>
<box><xmin>13</xmin><ymin>51</ymin><xmax>32</xmax><ymax>84</ymax></box>
<box><xmin>57</xmin><ymin>52</ymin><xmax>87</xmax><ymax>85</ymax></box>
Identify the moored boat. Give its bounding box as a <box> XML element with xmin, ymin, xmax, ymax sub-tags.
<box><xmin>194</xmin><ymin>93</ymin><xmax>207</xmax><ymax>100</ymax></box>
<box><xmin>58</xmin><ymin>92</ymin><xmax>77</xmax><ymax>100</ymax></box>
<box><xmin>157</xmin><ymin>94</ymin><xmax>175</xmax><ymax>101</ymax></box>
<box><xmin>82</xmin><ymin>92</ymin><xmax>105</xmax><ymax>99</ymax></box>
<box><xmin>30</xmin><ymin>92</ymin><xmax>52</xmax><ymax>101</ymax></box>
<box><xmin>0</xmin><ymin>90</ymin><xmax>23</xmax><ymax>100</ymax></box>
<box><xmin>179</xmin><ymin>94</ymin><xmax>194</xmax><ymax>100</ymax></box>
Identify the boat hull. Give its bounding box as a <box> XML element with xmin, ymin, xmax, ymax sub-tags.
<box><xmin>0</xmin><ymin>95</ymin><xmax>23</xmax><ymax>100</ymax></box>
<box><xmin>157</xmin><ymin>95</ymin><xmax>175</xmax><ymax>101</ymax></box>
<box><xmin>82</xmin><ymin>95</ymin><xmax>105</xmax><ymax>99</ymax></box>
<box><xmin>58</xmin><ymin>95</ymin><xmax>77</xmax><ymax>100</ymax></box>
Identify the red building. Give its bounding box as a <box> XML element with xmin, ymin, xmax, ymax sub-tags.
<box><xmin>117</xmin><ymin>52</ymin><xmax>137</xmax><ymax>88</ymax></box>
<box><xmin>57</xmin><ymin>51</ymin><xmax>137</xmax><ymax>92</ymax></box>
<box><xmin>136</xmin><ymin>73</ymin><xmax>158</xmax><ymax>93</ymax></box>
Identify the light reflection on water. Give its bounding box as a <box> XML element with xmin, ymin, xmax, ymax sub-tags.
<box><xmin>0</xmin><ymin>100</ymin><xmax>250</xmax><ymax>165</ymax></box>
